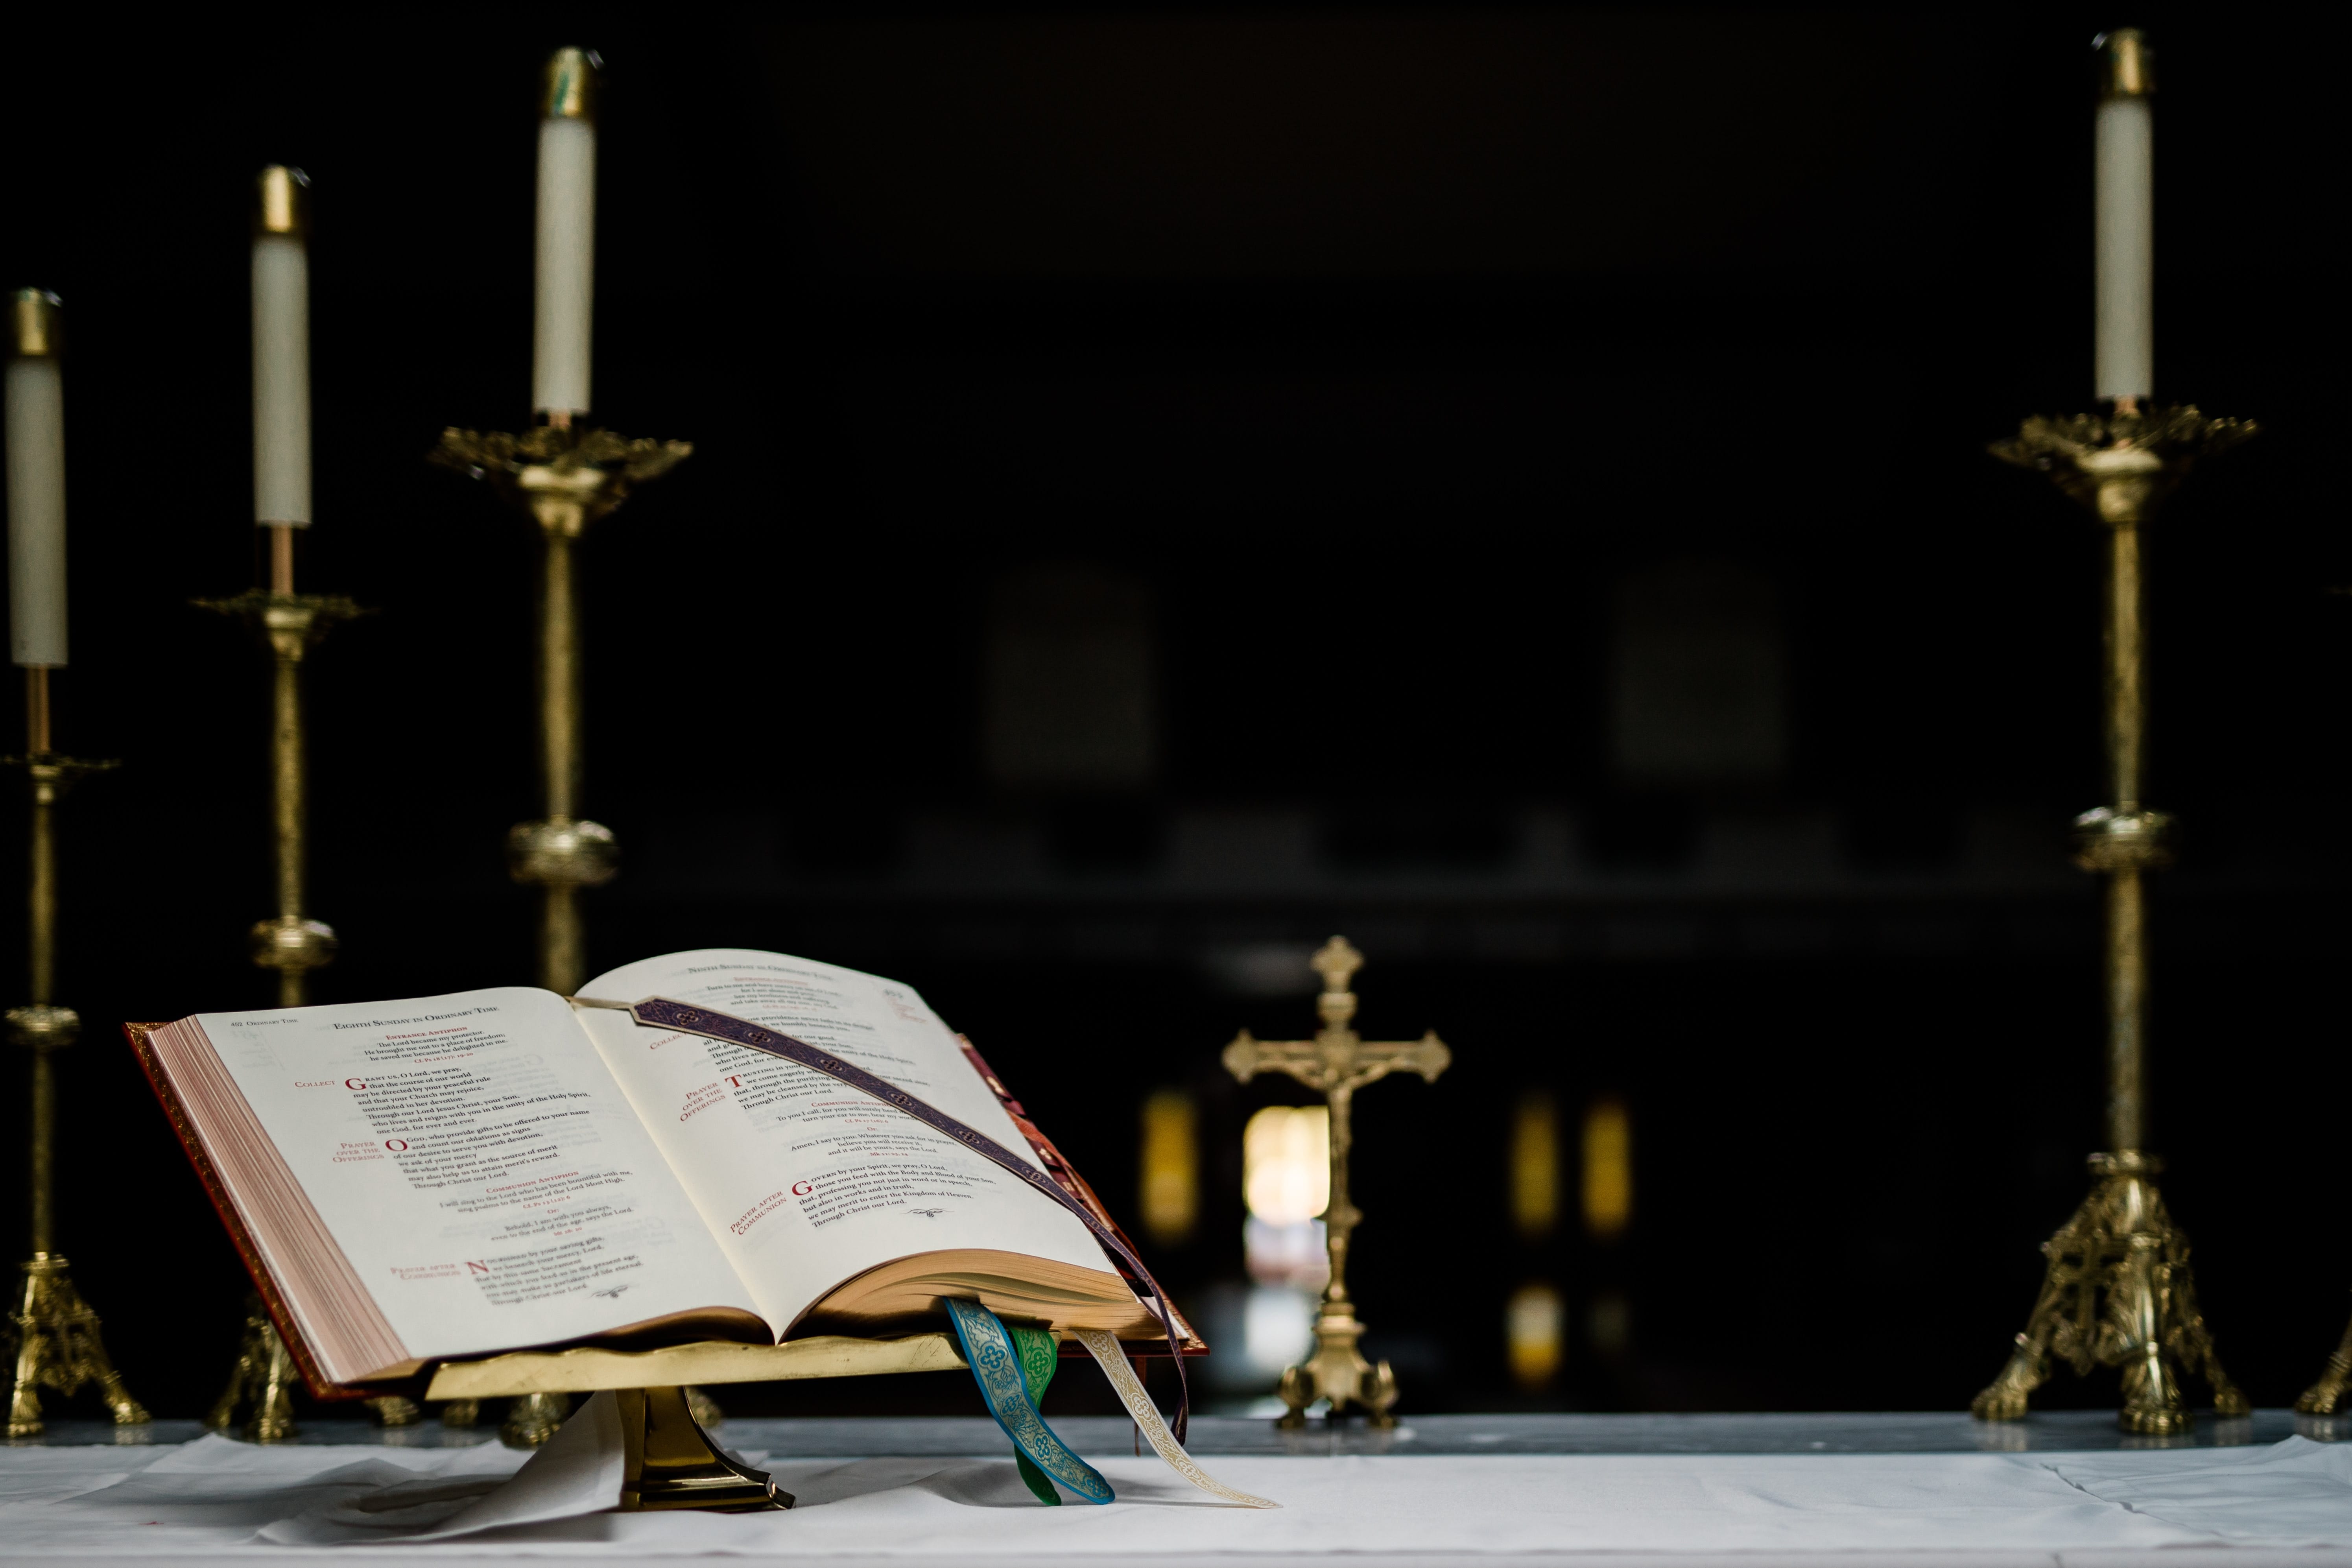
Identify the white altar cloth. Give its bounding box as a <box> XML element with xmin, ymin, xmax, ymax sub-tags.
<box><xmin>6</xmin><ymin>1424</ymin><xmax>2352</xmax><ymax>1565</ymax></box>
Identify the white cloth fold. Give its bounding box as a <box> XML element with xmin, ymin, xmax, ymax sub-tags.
<box><xmin>2046</xmin><ymin>1433</ymin><xmax>2352</xmax><ymax>1548</ymax></box>
<box><xmin>257</xmin><ymin>1389</ymin><xmax>629</xmax><ymax>1545</ymax></box>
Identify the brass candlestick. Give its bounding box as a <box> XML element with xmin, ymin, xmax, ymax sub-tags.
<box><xmin>1223</xmin><ymin>937</ymin><xmax>1449</xmax><ymax>1428</ymax></box>
<box><xmin>433</xmin><ymin>423</ymin><xmax>687</xmax><ymax>1447</ymax></box>
<box><xmin>1969</xmin><ymin>404</ymin><xmax>2253</xmax><ymax>1434</ymax></box>
<box><xmin>198</xmin><ymin>531</ymin><xmax>418</xmax><ymax>1437</ymax></box>
<box><xmin>197</xmin><ymin>531</ymin><xmax>358</xmax><ymax>1009</ymax></box>
<box><xmin>430</xmin><ymin>424</ymin><xmax>688</xmax><ymax>995</ymax></box>
<box><xmin>2</xmin><ymin>667</ymin><xmax>146</xmax><ymax>1437</ymax></box>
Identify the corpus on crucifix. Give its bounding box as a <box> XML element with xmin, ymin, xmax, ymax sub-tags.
<box><xmin>1223</xmin><ymin>936</ymin><xmax>1450</xmax><ymax>1428</ymax></box>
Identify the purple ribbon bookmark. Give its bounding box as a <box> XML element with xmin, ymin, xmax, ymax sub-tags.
<box><xmin>608</xmin><ymin>995</ymin><xmax>1190</xmax><ymax>1442</ymax></box>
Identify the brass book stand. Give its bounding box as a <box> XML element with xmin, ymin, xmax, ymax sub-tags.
<box><xmin>422</xmin><ymin>1332</ymin><xmax>976</xmax><ymax>1511</ymax></box>
<box><xmin>1968</xmin><ymin>406</ymin><xmax>2253</xmax><ymax>1434</ymax></box>
<box><xmin>1224</xmin><ymin>937</ymin><xmax>1448</xmax><ymax>1428</ymax></box>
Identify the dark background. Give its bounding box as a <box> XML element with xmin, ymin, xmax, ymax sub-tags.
<box><xmin>3</xmin><ymin>7</ymin><xmax>2346</xmax><ymax>1422</ymax></box>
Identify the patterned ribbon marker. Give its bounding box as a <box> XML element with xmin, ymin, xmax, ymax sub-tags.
<box><xmin>946</xmin><ymin>1298</ymin><xmax>1112</xmax><ymax>1505</ymax></box>
<box><xmin>1075</xmin><ymin>1328</ymin><xmax>1280</xmax><ymax>1509</ymax></box>
<box><xmin>605</xmin><ymin>995</ymin><xmax>1191</xmax><ymax>1439</ymax></box>
<box><xmin>1009</xmin><ymin>1326</ymin><xmax>1061</xmax><ymax>1505</ymax></box>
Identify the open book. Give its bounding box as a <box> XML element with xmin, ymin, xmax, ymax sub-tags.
<box><xmin>129</xmin><ymin>949</ymin><xmax>1175</xmax><ymax>1391</ymax></box>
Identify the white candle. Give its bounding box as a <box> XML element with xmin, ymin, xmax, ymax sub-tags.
<box><xmin>6</xmin><ymin>291</ymin><xmax>67</xmax><ymax>668</ymax></box>
<box><xmin>253</xmin><ymin>165</ymin><xmax>312</xmax><ymax>526</ymax></box>
<box><xmin>2094</xmin><ymin>30</ymin><xmax>2153</xmax><ymax>405</ymax></box>
<box><xmin>532</xmin><ymin>47</ymin><xmax>600</xmax><ymax>419</ymax></box>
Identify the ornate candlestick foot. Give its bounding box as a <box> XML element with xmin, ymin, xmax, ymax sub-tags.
<box><xmin>1970</xmin><ymin>1153</ymin><xmax>2245</xmax><ymax>1434</ymax></box>
<box><xmin>4</xmin><ymin>996</ymin><xmax>146</xmax><ymax>1440</ymax></box>
<box><xmin>368</xmin><ymin>1395</ymin><xmax>422</xmax><ymax>1426</ymax></box>
<box><xmin>501</xmin><ymin>1391</ymin><xmax>573</xmax><ymax>1448</ymax></box>
<box><xmin>2295</xmin><ymin>1311</ymin><xmax>2352</xmax><ymax>1414</ymax></box>
<box><xmin>6</xmin><ymin>1253</ymin><xmax>148</xmax><ymax>1438</ymax></box>
<box><xmin>207</xmin><ymin>1293</ymin><xmax>299</xmax><ymax>1441</ymax></box>
<box><xmin>440</xmin><ymin>1397</ymin><xmax>481</xmax><ymax>1428</ymax></box>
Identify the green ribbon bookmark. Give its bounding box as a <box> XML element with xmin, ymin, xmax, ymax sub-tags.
<box><xmin>1009</xmin><ymin>1324</ymin><xmax>1061</xmax><ymax>1504</ymax></box>
<box><xmin>944</xmin><ymin>1297</ymin><xmax>1112</xmax><ymax>1505</ymax></box>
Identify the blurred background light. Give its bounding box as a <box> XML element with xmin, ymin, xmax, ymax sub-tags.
<box><xmin>1138</xmin><ymin>1088</ymin><xmax>1198</xmax><ymax>1246</ymax></box>
<box><xmin>1583</xmin><ymin>1097</ymin><xmax>1632</xmax><ymax>1242</ymax></box>
<box><xmin>1243</xmin><ymin>1103</ymin><xmax>1329</xmax><ymax>1225</ymax></box>
<box><xmin>1511</xmin><ymin>1091</ymin><xmax>1558</xmax><ymax>1240</ymax></box>
<box><xmin>1507</xmin><ymin>1282</ymin><xmax>1564</xmax><ymax>1389</ymax></box>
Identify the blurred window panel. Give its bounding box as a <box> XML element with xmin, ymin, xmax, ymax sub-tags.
<box><xmin>1243</xmin><ymin>1104</ymin><xmax>1329</xmax><ymax>1224</ymax></box>
<box><xmin>1506</xmin><ymin>1282</ymin><xmax>1564</xmax><ymax>1389</ymax></box>
<box><xmin>983</xmin><ymin>562</ymin><xmax>1156</xmax><ymax>790</ymax></box>
<box><xmin>1243</xmin><ymin>1284</ymin><xmax>1317</xmax><ymax>1379</ymax></box>
<box><xmin>1609</xmin><ymin>557</ymin><xmax>1785</xmax><ymax>788</ymax></box>
<box><xmin>1582</xmin><ymin>1096</ymin><xmax>1632</xmax><ymax>1241</ymax></box>
<box><xmin>1243</xmin><ymin>1216</ymin><xmax>1329</xmax><ymax>1290</ymax></box>
<box><xmin>1511</xmin><ymin>1091</ymin><xmax>1558</xmax><ymax>1240</ymax></box>
<box><xmin>1243</xmin><ymin>1104</ymin><xmax>1331</xmax><ymax>1290</ymax></box>
<box><xmin>1588</xmin><ymin>1288</ymin><xmax>1632</xmax><ymax>1360</ymax></box>
<box><xmin>1138</xmin><ymin>1088</ymin><xmax>1198</xmax><ymax>1245</ymax></box>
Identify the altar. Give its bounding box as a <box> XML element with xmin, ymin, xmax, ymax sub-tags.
<box><xmin>3</xmin><ymin>15</ymin><xmax>2345</xmax><ymax>1568</ymax></box>
<box><xmin>4</xmin><ymin>1412</ymin><xmax>2350</xmax><ymax>1565</ymax></box>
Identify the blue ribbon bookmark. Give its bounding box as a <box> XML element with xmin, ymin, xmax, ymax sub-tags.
<box><xmin>945</xmin><ymin>1298</ymin><xmax>1113</xmax><ymax>1505</ymax></box>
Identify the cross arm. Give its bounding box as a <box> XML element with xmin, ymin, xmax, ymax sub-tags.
<box><xmin>1222</xmin><ymin>1031</ymin><xmax>1328</xmax><ymax>1090</ymax></box>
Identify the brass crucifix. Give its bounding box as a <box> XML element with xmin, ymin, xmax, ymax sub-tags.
<box><xmin>1223</xmin><ymin>936</ymin><xmax>1449</xmax><ymax>1428</ymax></box>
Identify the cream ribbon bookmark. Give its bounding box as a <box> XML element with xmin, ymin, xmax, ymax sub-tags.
<box><xmin>1075</xmin><ymin>1329</ymin><xmax>1278</xmax><ymax>1508</ymax></box>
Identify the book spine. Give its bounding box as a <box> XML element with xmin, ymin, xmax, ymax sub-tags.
<box><xmin>122</xmin><ymin>1022</ymin><xmax>368</xmax><ymax>1403</ymax></box>
<box><xmin>956</xmin><ymin>1036</ymin><xmax>1205</xmax><ymax>1356</ymax></box>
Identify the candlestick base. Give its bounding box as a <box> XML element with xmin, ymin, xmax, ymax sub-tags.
<box><xmin>2295</xmin><ymin>1312</ymin><xmax>2352</xmax><ymax>1413</ymax></box>
<box><xmin>207</xmin><ymin>1293</ymin><xmax>301</xmax><ymax>1442</ymax></box>
<box><xmin>500</xmin><ymin>1391</ymin><xmax>573</xmax><ymax>1448</ymax></box>
<box><xmin>1971</xmin><ymin>1153</ymin><xmax>2246</xmax><ymax>1433</ymax></box>
<box><xmin>368</xmin><ymin>1395</ymin><xmax>423</xmax><ymax>1426</ymax></box>
<box><xmin>6</xmin><ymin>1254</ymin><xmax>149</xmax><ymax>1438</ymax></box>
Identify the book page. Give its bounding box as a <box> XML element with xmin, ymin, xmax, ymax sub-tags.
<box><xmin>575</xmin><ymin>950</ymin><xmax>1115</xmax><ymax>1334</ymax></box>
<box><xmin>195</xmin><ymin>987</ymin><xmax>762</xmax><ymax>1362</ymax></box>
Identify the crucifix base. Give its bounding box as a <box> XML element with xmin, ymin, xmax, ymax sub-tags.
<box><xmin>1277</xmin><ymin>1293</ymin><xmax>1397</xmax><ymax>1428</ymax></box>
<box><xmin>1970</xmin><ymin>1153</ymin><xmax>2246</xmax><ymax>1434</ymax></box>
